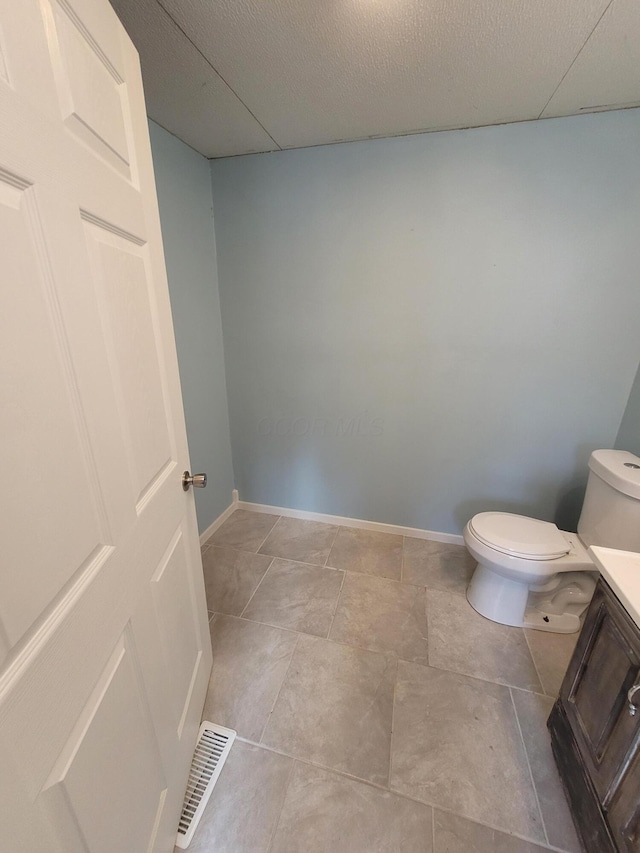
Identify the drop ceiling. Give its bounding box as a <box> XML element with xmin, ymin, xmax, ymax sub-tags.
<box><xmin>110</xmin><ymin>0</ymin><xmax>640</xmax><ymax>158</ymax></box>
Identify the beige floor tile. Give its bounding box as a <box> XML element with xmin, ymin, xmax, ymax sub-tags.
<box><xmin>327</xmin><ymin>527</ymin><xmax>403</xmax><ymax>580</ymax></box>
<box><xmin>391</xmin><ymin>662</ymin><xmax>545</xmax><ymax>842</ymax></box>
<box><xmin>204</xmin><ymin>615</ymin><xmax>298</xmax><ymax>741</ymax></box>
<box><xmin>262</xmin><ymin>635</ymin><xmax>396</xmax><ymax>785</ymax></box>
<box><xmin>258</xmin><ymin>516</ymin><xmax>338</xmax><ymax>565</ymax></box>
<box><xmin>428</xmin><ymin>589</ymin><xmax>542</xmax><ymax>691</ymax></box>
<box><xmin>524</xmin><ymin>628</ymin><xmax>579</xmax><ymax>698</ymax></box>
<box><xmin>202</xmin><ymin>546</ymin><xmax>273</xmax><ymax>615</ymax></box>
<box><xmin>270</xmin><ymin>761</ymin><xmax>433</xmax><ymax>853</ymax></box>
<box><xmin>433</xmin><ymin>810</ymin><xmax>549</xmax><ymax>853</ymax></box>
<box><xmin>185</xmin><ymin>741</ymin><xmax>292</xmax><ymax>853</ymax></box>
<box><xmin>402</xmin><ymin>537</ymin><xmax>476</xmax><ymax>594</ymax></box>
<box><xmin>207</xmin><ymin>509</ymin><xmax>279</xmax><ymax>552</ymax></box>
<box><xmin>511</xmin><ymin>689</ymin><xmax>582</xmax><ymax>853</ymax></box>
<box><xmin>243</xmin><ymin>559</ymin><xmax>344</xmax><ymax>637</ymax></box>
<box><xmin>329</xmin><ymin>572</ymin><xmax>428</xmax><ymax>663</ymax></box>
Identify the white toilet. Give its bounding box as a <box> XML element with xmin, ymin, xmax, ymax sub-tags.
<box><xmin>464</xmin><ymin>449</ymin><xmax>640</xmax><ymax>633</ymax></box>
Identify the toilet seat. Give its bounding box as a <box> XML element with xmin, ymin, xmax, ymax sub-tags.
<box><xmin>469</xmin><ymin>512</ymin><xmax>571</xmax><ymax>561</ymax></box>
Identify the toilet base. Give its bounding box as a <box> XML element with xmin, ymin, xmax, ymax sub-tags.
<box><xmin>521</xmin><ymin>609</ymin><xmax>580</xmax><ymax>634</ymax></box>
<box><xmin>467</xmin><ymin>564</ymin><xmax>529</xmax><ymax>627</ymax></box>
<box><xmin>467</xmin><ymin>564</ymin><xmax>596</xmax><ymax>633</ymax></box>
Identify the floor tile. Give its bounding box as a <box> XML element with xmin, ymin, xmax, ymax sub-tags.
<box><xmin>202</xmin><ymin>545</ymin><xmax>273</xmax><ymax>616</ymax></box>
<box><xmin>391</xmin><ymin>662</ymin><xmax>545</xmax><ymax>842</ymax></box>
<box><xmin>511</xmin><ymin>689</ymin><xmax>582</xmax><ymax>853</ymax></box>
<box><xmin>433</xmin><ymin>809</ymin><xmax>549</xmax><ymax>853</ymax></box>
<box><xmin>184</xmin><ymin>741</ymin><xmax>292</xmax><ymax>853</ymax></box>
<box><xmin>243</xmin><ymin>559</ymin><xmax>344</xmax><ymax>637</ymax></box>
<box><xmin>262</xmin><ymin>635</ymin><xmax>396</xmax><ymax>786</ymax></box>
<box><xmin>258</xmin><ymin>516</ymin><xmax>338</xmax><ymax>566</ymax></box>
<box><xmin>270</xmin><ymin>761</ymin><xmax>433</xmax><ymax>853</ymax></box>
<box><xmin>428</xmin><ymin>589</ymin><xmax>542</xmax><ymax>691</ymax></box>
<box><xmin>207</xmin><ymin>509</ymin><xmax>279</xmax><ymax>552</ymax></box>
<box><xmin>524</xmin><ymin>628</ymin><xmax>579</xmax><ymax>698</ymax></box>
<box><xmin>329</xmin><ymin>572</ymin><xmax>428</xmax><ymax>663</ymax></box>
<box><xmin>204</xmin><ymin>615</ymin><xmax>298</xmax><ymax>741</ymax></box>
<box><xmin>327</xmin><ymin>527</ymin><xmax>403</xmax><ymax>580</ymax></box>
<box><xmin>402</xmin><ymin>537</ymin><xmax>476</xmax><ymax>594</ymax></box>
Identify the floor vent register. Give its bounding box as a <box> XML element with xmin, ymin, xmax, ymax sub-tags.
<box><xmin>175</xmin><ymin>721</ymin><xmax>236</xmax><ymax>848</ymax></box>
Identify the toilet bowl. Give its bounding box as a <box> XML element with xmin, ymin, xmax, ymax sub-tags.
<box><xmin>464</xmin><ymin>512</ymin><xmax>596</xmax><ymax>632</ymax></box>
<box><xmin>463</xmin><ymin>449</ymin><xmax>640</xmax><ymax>633</ymax></box>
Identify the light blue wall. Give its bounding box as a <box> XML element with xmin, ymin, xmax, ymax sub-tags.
<box><xmin>210</xmin><ymin>109</ymin><xmax>640</xmax><ymax>536</ymax></box>
<box><xmin>149</xmin><ymin>120</ymin><xmax>234</xmax><ymax>533</ymax></box>
<box><xmin>616</xmin><ymin>361</ymin><xmax>640</xmax><ymax>457</ymax></box>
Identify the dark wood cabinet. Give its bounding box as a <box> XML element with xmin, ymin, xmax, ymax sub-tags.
<box><xmin>549</xmin><ymin>578</ymin><xmax>640</xmax><ymax>853</ymax></box>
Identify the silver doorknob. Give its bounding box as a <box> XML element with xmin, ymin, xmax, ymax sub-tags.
<box><xmin>182</xmin><ymin>471</ymin><xmax>207</xmax><ymax>491</ymax></box>
<box><xmin>628</xmin><ymin>683</ymin><xmax>640</xmax><ymax>716</ymax></box>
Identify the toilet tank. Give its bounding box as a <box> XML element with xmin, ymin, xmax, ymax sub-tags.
<box><xmin>578</xmin><ymin>450</ymin><xmax>640</xmax><ymax>551</ymax></box>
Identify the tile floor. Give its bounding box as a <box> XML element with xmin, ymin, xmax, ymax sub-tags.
<box><xmin>182</xmin><ymin>509</ymin><xmax>583</xmax><ymax>853</ymax></box>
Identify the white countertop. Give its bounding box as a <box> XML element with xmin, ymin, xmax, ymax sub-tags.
<box><xmin>589</xmin><ymin>546</ymin><xmax>640</xmax><ymax>630</ymax></box>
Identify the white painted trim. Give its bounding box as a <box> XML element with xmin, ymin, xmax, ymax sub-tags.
<box><xmin>199</xmin><ymin>489</ymin><xmax>239</xmax><ymax>546</ymax></box>
<box><xmin>235</xmin><ymin>498</ymin><xmax>464</xmax><ymax>545</ymax></box>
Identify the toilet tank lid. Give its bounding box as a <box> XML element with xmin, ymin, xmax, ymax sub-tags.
<box><xmin>589</xmin><ymin>450</ymin><xmax>640</xmax><ymax>500</ymax></box>
<box><xmin>469</xmin><ymin>512</ymin><xmax>570</xmax><ymax>559</ymax></box>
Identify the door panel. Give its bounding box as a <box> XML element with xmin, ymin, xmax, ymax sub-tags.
<box><xmin>0</xmin><ymin>175</ymin><xmax>110</xmax><ymax>650</ymax></box>
<box><xmin>42</xmin><ymin>0</ymin><xmax>133</xmax><ymax>177</ymax></box>
<box><xmin>151</xmin><ymin>529</ymin><xmax>204</xmax><ymax>735</ymax></box>
<box><xmin>0</xmin><ymin>0</ymin><xmax>212</xmax><ymax>849</ymax></box>
<box><xmin>608</xmin><ymin>745</ymin><xmax>640</xmax><ymax>853</ymax></box>
<box><xmin>563</xmin><ymin>581</ymin><xmax>640</xmax><ymax>801</ymax></box>
<box><xmin>83</xmin><ymin>220</ymin><xmax>175</xmax><ymax>506</ymax></box>
<box><xmin>41</xmin><ymin>628</ymin><xmax>167</xmax><ymax>853</ymax></box>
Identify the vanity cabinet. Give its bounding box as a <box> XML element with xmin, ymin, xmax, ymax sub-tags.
<box><xmin>549</xmin><ymin>578</ymin><xmax>640</xmax><ymax>853</ymax></box>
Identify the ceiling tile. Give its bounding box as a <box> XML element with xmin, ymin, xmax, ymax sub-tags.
<box><xmin>541</xmin><ymin>0</ymin><xmax>640</xmax><ymax>118</ymax></box>
<box><xmin>110</xmin><ymin>0</ymin><xmax>277</xmax><ymax>157</ymax></box>
<box><xmin>159</xmin><ymin>0</ymin><xmax>609</xmax><ymax>150</ymax></box>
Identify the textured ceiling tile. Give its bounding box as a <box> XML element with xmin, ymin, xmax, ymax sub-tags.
<box><xmin>110</xmin><ymin>0</ymin><xmax>276</xmax><ymax>157</ymax></box>
<box><xmin>160</xmin><ymin>0</ymin><xmax>609</xmax><ymax>149</ymax></box>
<box><xmin>541</xmin><ymin>0</ymin><xmax>640</xmax><ymax>118</ymax></box>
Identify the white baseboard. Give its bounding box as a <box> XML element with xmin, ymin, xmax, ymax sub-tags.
<box><xmin>199</xmin><ymin>489</ymin><xmax>239</xmax><ymax>546</ymax></box>
<box><xmin>235</xmin><ymin>498</ymin><xmax>464</xmax><ymax>546</ymax></box>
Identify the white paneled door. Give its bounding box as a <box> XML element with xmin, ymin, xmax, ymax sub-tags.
<box><xmin>0</xmin><ymin>0</ymin><xmax>212</xmax><ymax>850</ymax></box>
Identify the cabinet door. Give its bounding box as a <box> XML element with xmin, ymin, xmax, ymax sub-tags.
<box><xmin>607</xmin><ymin>745</ymin><xmax>640</xmax><ymax>853</ymax></box>
<box><xmin>562</xmin><ymin>580</ymin><xmax>640</xmax><ymax>802</ymax></box>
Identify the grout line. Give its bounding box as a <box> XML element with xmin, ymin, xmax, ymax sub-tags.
<box><xmin>208</xmin><ymin>519</ymin><xmax>471</xmax><ymax>593</ymax></box>
<box><xmin>265</xmin><ymin>757</ymin><xmax>297</xmax><ymax>853</ymax></box>
<box><xmin>325</xmin><ymin>568</ymin><xmax>347</xmax><ymax>640</ymax></box>
<box><xmin>219</xmin><ymin>538</ymin><xmax>419</xmax><ymax>586</ymax></box>
<box><xmin>253</xmin><ymin>515</ymin><xmax>283</xmax><ymax>554</ymax></box>
<box><xmin>431</xmin><ymin>805</ymin><xmax>436</xmax><ymax>852</ymax></box>
<box><xmin>323</xmin><ymin>524</ymin><xmax>341</xmax><ymax>567</ymax></box>
<box><xmin>257</xmin><ymin>634</ymin><xmax>301</xmax><ymax>746</ymax></box>
<box><xmin>234</xmin><ymin>736</ymin><xmax>563</xmax><ymax>850</ymax></box>
<box><xmin>537</xmin><ymin>0</ymin><xmax>616</xmax><ymax>119</ymax></box>
<box><xmin>237</xmin><ymin>735</ymin><xmax>395</xmax><ymax>794</ymax></box>
<box><xmin>509</xmin><ymin>687</ymin><xmax>550</xmax><ymax>848</ymax></box>
<box><xmin>239</xmin><ymin>557</ymin><xmax>276</xmax><ymax>618</ymax></box>
<box><xmin>205</xmin><ymin>510</ymin><xmax>281</xmax><ymax>554</ymax></box>
<box><xmin>388</xmin><ymin>658</ymin><xmax>398</xmax><ymax>790</ymax></box>
<box><xmin>216</xmin><ymin>610</ymin><xmax>550</xmax><ymax>697</ymax></box>
<box><xmin>523</xmin><ymin>628</ymin><xmax>547</xmax><ymax>695</ymax></box>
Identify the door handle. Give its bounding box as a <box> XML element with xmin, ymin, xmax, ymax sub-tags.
<box><xmin>182</xmin><ymin>471</ymin><xmax>207</xmax><ymax>491</ymax></box>
<box><xmin>628</xmin><ymin>684</ymin><xmax>640</xmax><ymax>716</ymax></box>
